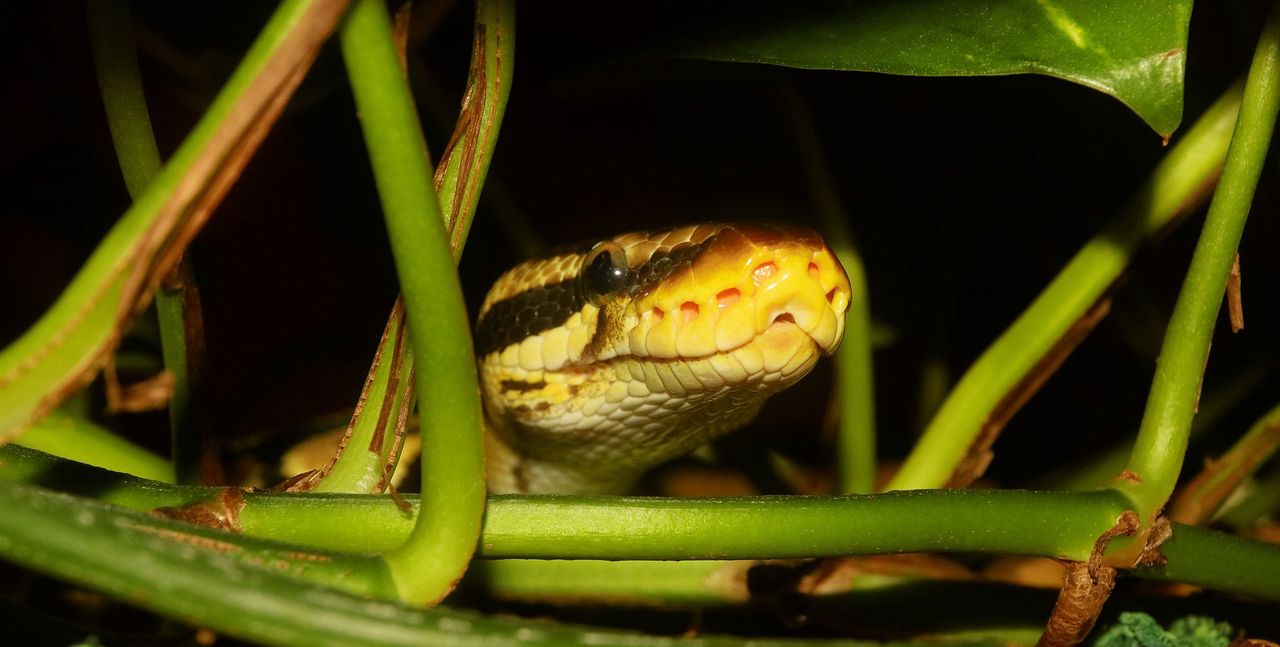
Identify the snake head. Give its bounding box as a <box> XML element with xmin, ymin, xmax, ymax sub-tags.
<box><xmin>610</xmin><ymin>223</ymin><xmax>851</xmax><ymax>366</ymax></box>
<box><xmin>475</xmin><ymin>222</ymin><xmax>853</xmax><ymax>494</ymax></box>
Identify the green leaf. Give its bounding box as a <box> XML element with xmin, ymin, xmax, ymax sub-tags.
<box><xmin>685</xmin><ymin>0</ymin><xmax>1190</xmax><ymax>137</ymax></box>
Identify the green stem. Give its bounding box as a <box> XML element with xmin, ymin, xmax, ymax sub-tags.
<box><xmin>435</xmin><ymin>0</ymin><xmax>516</xmax><ymax>256</ymax></box>
<box><xmin>1115</xmin><ymin>4</ymin><xmax>1280</xmax><ymax>520</ymax></box>
<box><xmin>312</xmin><ymin>300</ymin><xmax>413</xmax><ymax>494</ymax></box>
<box><xmin>830</xmin><ymin>226</ymin><xmax>877</xmax><ymax>493</ymax></box>
<box><xmin>1218</xmin><ymin>468</ymin><xmax>1280</xmax><ymax>528</ymax></box>
<box><xmin>88</xmin><ymin>0</ymin><xmax>206</xmax><ymax>484</ymax></box>
<box><xmin>465</xmin><ymin>559</ymin><xmax>747</xmax><ymax>606</ymax></box>
<box><xmin>339</xmin><ymin>0</ymin><xmax>485</xmax><ymax>605</ymax></box>
<box><xmin>1169</xmin><ymin>401</ymin><xmax>1280</xmax><ymax>524</ymax></box>
<box><xmin>6</xmin><ymin>446</ymin><xmax>1280</xmax><ymax>602</ymax></box>
<box><xmin>2</xmin><ymin>480</ymin><xmax>963</xmax><ymax>647</ymax></box>
<box><xmin>152</xmin><ymin>260</ymin><xmax>206</xmax><ymax>484</ymax></box>
<box><xmin>319</xmin><ymin>0</ymin><xmax>513</xmax><ymax>494</ymax></box>
<box><xmin>86</xmin><ymin>0</ymin><xmax>162</xmax><ymax>195</ymax></box>
<box><xmin>16</xmin><ymin>413</ymin><xmax>171</xmax><ymax>483</ymax></box>
<box><xmin>1137</xmin><ymin>522</ymin><xmax>1280</xmax><ymax>602</ymax></box>
<box><xmin>888</xmin><ymin>81</ymin><xmax>1244</xmax><ymax>491</ymax></box>
<box><xmin>1038</xmin><ymin>361</ymin><xmax>1269</xmax><ymax>491</ymax></box>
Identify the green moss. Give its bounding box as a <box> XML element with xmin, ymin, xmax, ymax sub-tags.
<box><xmin>1093</xmin><ymin>612</ymin><xmax>1232</xmax><ymax>647</ymax></box>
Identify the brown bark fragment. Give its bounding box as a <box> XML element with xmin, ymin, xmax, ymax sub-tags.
<box><xmin>1135</xmin><ymin>516</ymin><xmax>1173</xmax><ymax>567</ymax></box>
<box><xmin>1037</xmin><ymin>561</ymin><xmax>1117</xmax><ymax>647</ymax></box>
<box><xmin>104</xmin><ymin>365</ymin><xmax>176</xmax><ymax>414</ymax></box>
<box><xmin>391</xmin><ymin>1</ymin><xmax>412</xmax><ymax>73</ymax></box>
<box><xmin>1116</xmin><ymin>470</ymin><xmax>1142</xmax><ymax>484</ymax></box>
<box><xmin>1035</xmin><ymin>511</ymin><xmax>1140</xmax><ymax>647</ymax></box>
<box><xmin>152</xmin><ymin>487</ymin><xmax>247</xmax><ymax>532</ymax></box>
<box><xmin>1228</xmin><ymin>253</ymin><xmax>1244</xmax><ymax>332</ymax></box>
<box><xmin>275</xmin><ymin>469</ymin><xmax>320</xmax><ymax>493</ymax></box>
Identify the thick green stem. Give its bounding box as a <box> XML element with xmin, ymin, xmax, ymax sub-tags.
<box><xmin>888</xmin><ymin>81</ymin><xmax>1244</xmax><ymax>491</ymax></box>
<box><xmin>339</xmin><ymin>0</ymin><xmax>485</xmax><ymax>605</ymax></box>
<box><xmin>1115</xmin><ymin>4</ymin><xmax>1280</xmax><ymax>520</ymax></box>
<box><xmin>6</xmin><ymin>446</ymin><xmax>1280</xmax><ymax>602</ymax></box>
<box><xmin>320</xmin><ymin>0</ymin><xmax>514</xmax><ymax>494</ymax></box>
<box><xmin>4</xmin><ymin>479</ymin><xmax>963</xmax><ymax>647</ymax></box>
<box><xmin>465</xmin><ymin>559</ymin><xmax>747</xmax><ymax>606</ymax></box>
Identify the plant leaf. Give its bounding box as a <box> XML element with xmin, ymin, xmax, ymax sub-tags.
<box><xmin>684</xmin><ymin>0</ymin><xmax>1190</xmax><ymax>137</ymax></box>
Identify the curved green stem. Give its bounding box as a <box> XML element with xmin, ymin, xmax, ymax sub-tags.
<box><xmin>339</xmin><ymin>0</ymin><xmax>485</xmax><ymax>605</ymax></box>
<box><xmin>320</xmin><ymin>0</ymin><xmax>514</xmax><ymax>495</ymax></box>
<box><xmin>1114</xmin><ymin>3</ymin><xmax>1280</xmax><ymax>521</ymax></box>
<box><xmin>87</xmin><ymin>0</ymin><xmax>162</xmax><ymax>195</ymax></box>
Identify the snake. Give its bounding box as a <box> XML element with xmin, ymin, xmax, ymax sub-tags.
<box><xmin>475</xmin><ymin>223</ymin><xmax>851</xmax><ymax>494</ymax></box>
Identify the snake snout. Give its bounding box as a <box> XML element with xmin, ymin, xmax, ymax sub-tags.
<box><xmin>624</xmin><ymin>225</ymin><xmax>851</xmax><ymax>360</ymax></box>
<box><xmin>748</xmin><ymin>248</ymin><xmax>850</xmax><ymax>354</ymax></box>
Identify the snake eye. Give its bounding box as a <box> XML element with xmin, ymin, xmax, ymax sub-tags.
<box><xmin>581</xmin><ymin>242</ymin><xmax>629</xmax><ymax>305</ymax></box>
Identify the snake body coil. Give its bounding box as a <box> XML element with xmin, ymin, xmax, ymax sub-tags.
<box><xmin>476</xmin><ymin>223</ymin><xmax>851</xmax><ymax>494</ymax></box>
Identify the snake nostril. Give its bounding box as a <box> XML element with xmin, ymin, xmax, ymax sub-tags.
<box><xmin>808</xmin><ymin>262</ymin><xmax>820</xmax><ymax>280</ymax></box>
<box><xmin>752</xmin><ymin>262</ymin><xmax>777</xmax><ymax>285</ymax></box>
<box><xmin>680</xmin><ymin>301</ymin><xmax>700</xmax><ymax>323</ymax></box>
<box><xmin>773</xmin><ymin>313</ymin><xmax>796</xmax><ymax>325</ymax></box>
<box><xmin>826</xmin><ymin>288</ymin><xmax>837</xmax><ymax>303</ymax></box>
<box><xmin>650</xmin><ymin>306</ymin><xmax>665</xmax><ymax>322</ymax></box>
<box><xmin>716</xmin><ymin>288</ymin><xmax>740</xmax><ymax>308</ymax></box>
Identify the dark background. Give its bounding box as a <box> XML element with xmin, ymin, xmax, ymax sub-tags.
<box><xmin>0</xmin><ymin>1</ymin><xmax>1276</xmax><ymax>484</ymax></box>
<box><xmin>2</xmin><ymin>0</ymin><xmax>1280</xmax><ymax>642</ymax></box>
<box><xmin>1</xmin><ymin>1</ymin><xmax>1276</xmax><ymax>485</ymax></box>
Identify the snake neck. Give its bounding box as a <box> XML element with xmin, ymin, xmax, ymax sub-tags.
<box><xmin>483</xmin><ymin>393</ymin><xmax>766</xmax><ymax>494</ymax></box>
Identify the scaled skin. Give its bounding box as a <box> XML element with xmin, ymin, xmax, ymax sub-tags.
<box><xmin>477</xmin><ymin>223</ymin><xmax>851</xmax><ymax>494</ymax></box>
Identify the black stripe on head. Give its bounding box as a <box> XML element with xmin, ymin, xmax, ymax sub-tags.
<box><xmin>474</xmin><ymin>278</ymin><xmax>585</xmax><ymax>358</ymax></box>
<box><xmin>626</xmin><ymin>242</ymin><xmax>705</xmax><ymax>297</ymax></box>
<box><xmin>473</xmin><ymin>238</ymin><xmax>713</xmax><ymax>359</ymax></box>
